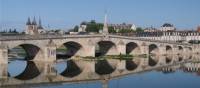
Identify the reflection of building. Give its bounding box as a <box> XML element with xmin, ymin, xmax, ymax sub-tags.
<box><xmin>160</xmin><ymin>23</ymin><xmax>176</xmax><ymax>32</ymax></box>
<box><xmin>183</xmin><ymin>63</ymin><xmax>200</xmax><ymax>72</ymax></box>
<box><xmin>108</xmin><ymin>23</ymin><xmax>136</xmax><ymax>32</ymax></box>
<box><xmin>25</xmin><ymin>17</ymin><xmax>46</xmax><ymax>35</ymax></box>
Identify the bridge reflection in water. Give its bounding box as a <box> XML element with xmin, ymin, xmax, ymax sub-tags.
<box><xmin>0</xmin><ymin>54</ymin><xmax>200</xmax><ymax>88</ymax></box>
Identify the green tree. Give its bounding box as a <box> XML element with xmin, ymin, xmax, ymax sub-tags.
<box><xmin>136</xmin><ymin>27</ymin><xmax>144</xmax><ymax>32</ymax></box>
<box><xmin>90</xmin><ymin>20</ymin><xmax>96</xmax><ymax>24</ymax></box>
<box><xmin>108</xmin><ymin>26</ymin><xmax>116</xmax><ymax>33</ymax></box>
<box><xmin>118</xmin><ymin>29</ymin><xmax>134</xmax><ymax>33</ymax></box>
<box><xmin>9</xmin><ymin>29</ymin><xmax>12</xmax><ymax>33</ymax></box>
<box><xmin>68</xmin><ymin>29</ymin><xmax>74</xmax><ymax>32</ymax></box>
<box><xmin>73</xmin><ymin>25</ymin><xmax>79</xmax><ymax>32</ymax></box>
<box><xmin>13</xmin><ymin>29</ymin><xmax>18</xmax><ymax>33</ymax></box>
<box><xmin>85</xmin><ymin>20</ymin><xmax>102</xmax><ymax>33</ymax></box>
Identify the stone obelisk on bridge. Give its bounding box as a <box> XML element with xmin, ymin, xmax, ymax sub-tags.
<box><xmin>102</xmin><ymin>12</ymin><xmax>109</xmax><ymax>34</ymax></box>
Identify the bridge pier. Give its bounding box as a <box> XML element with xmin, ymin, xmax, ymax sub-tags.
<box><xmin>183</xmin><ymin>47</ymin><xmax>192</xmax><ymax>55</ymax></box>
<box><xmin>193</xmin><ymin>45</ymin><xmax>200</xmax><ymax>54</ymax></box>
<box><xmin>116</xmin><ymin>60</ymin><xmax>126</xmax><ymax>72</ymax></box>
<box><xmin>0</xmin><ymin>63</ymin><xmax>8</xmax><ymax>79</ymax></box>
<box><xmin>37</xmin><ymin>62</ymin><xmax>56</xmax><ymax>76</ymax></box>
<box><xmin>159</xmin><ymin>45</ymin><xmax>166</xmax><ymax>55</ymax></box>
<box><xmin>140</xmin><ymin>56</ymin><xmax>149</xmax><ymax>69</ymax></box>
<box><xmin>172</xmin><ymin>47</ymin><xmax>179</xmax><ymax>55</ymax></box>
<box><xmin>44</xmin><ymin>44</ymin><xmax>56</xmax><ymax>62</ymax></box>
<box><xmin>0</xmin><ymin>45</ymin><xmax>8</xmax><ymax>64</ymax></box>
<box><xmin>117</xmin><ymin>44</ymin><xmax>126</xmax><ymax>55</ymax></box>
<box><xmin>79</xmin><ymin>45</ymin><xmax>95</xmax><ymax>57</ymax></box>
<box><xmin>140</xmin><ymin>45</ymin><xmax>149</xmax><ymax>55</ymax></box>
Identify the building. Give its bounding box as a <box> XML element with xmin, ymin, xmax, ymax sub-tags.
<box><xmin>160</xmin><ymin>23</ymin><xmax>176</xmax><ymax>32</ymax></box>
<box><xmin>25</xmin><ymin>17</ymin><xmax>46</xmax><ymax>35</ymax></box>
<box><xmin>137</xmin><ymin>30</ymin><xmax>200</xmax><ymax>43</ymax></box>
<box><xmin>78</xmin><ymin>25</ymin><xmax>87</xmax><ymax>32</ymax></box>
<box><xmin>144</xmin><ymin>26</ymin><xmax>159</xmax><ymax>32</ymax></box>
<box><xmin>108</xmin><ymin>23</ymin><xmax>136</xmax><ymax>32</ymax></box>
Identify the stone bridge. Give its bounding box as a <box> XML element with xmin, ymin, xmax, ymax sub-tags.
<box><xmin>0</xmin><ymin>54</ymin><xmax>199</xmax><ymax>87</ymax></box>
<box><xmin>0</xmin><ymin>34</ymin><xmax>199</xmax><ymax>63</ymax></box>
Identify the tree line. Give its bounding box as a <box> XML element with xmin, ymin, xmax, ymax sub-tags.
<box><xmin>70</xmin><ymin>20</ymin><xmax>144</xmax><ymax>33</ymax></box>
<box><xmin>0</xmin><ymin>29</ymin><xmax>19</xmax><ymax>33</ymax></box>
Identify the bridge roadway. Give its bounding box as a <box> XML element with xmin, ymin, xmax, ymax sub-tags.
<box><xmin>0</xmin><ymin>34</ymin><xmax>199</xmax><ymax>63</ymax></box>
<box><xmin>0</xmin><ymin>54</ymin><xmax>199</xmax><ymax>87</ymax></box>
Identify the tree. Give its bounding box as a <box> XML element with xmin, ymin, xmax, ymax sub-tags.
<box><xmin>86</xmin><ymin>23</ymin><xmax>98</xmax><ymax>32</ymax></box>
<box><xmin>13</xmin><ymin>29</ymin><xmax>18</xmax><ymax>33</ymax></box>
<box><xmin>85</xmin><ymin>21</ymin><xmax>103</xmax><ymax>33</ymax></box>
<box><xmin>90</xmin><ymin>20</ymin><xmax>96</xmax><ymax>24</ymax></box>
<box><xmin>73</xmin><ymin>25</ymin><xmax>79</xmax><ymax>32</ymax></box>
<box><xmin>9</xmin><ymin>29</ymin><xmax>12</xmax><ymax>33</ymax></box>
<box><xmin>136</xmin><ymin>27</ymin><xmax>144</xmax><ymax>32</ymax></box>
<box><xmin>118</xmin><ymin>29</ymin><xmax>134</xmax><ymax>33</ymax></box>
<box><xmin>68</xmin><ymin>29</ymin><xmax>74</xmax><ymax>32</ymax></box>
<box><xmin>108</xmin><ymin>26</ymin><xmax>116</xmax><ymax>33</ymax></box>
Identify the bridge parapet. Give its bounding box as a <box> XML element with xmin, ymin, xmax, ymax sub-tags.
<box><xmin>0</xmin><ymin>34</ymin><xmax>196</xmax><ymax>47</ymax></box>
<box><xmin>0</xmin><ymin>34</ymin><xmax>104</xmax><ymax>41</ymax></box>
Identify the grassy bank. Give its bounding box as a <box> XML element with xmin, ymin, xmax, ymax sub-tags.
<box><xmin>83</xmin><ymin>54</ymin><xmax>147</xmax><ymax>60</ymax></box>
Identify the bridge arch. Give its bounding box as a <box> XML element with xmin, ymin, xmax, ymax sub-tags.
<box><xmin>148</xmin><ymin>56</ymin><xmax>159</xmax><ymax>67</ymax></box>
<box><xmin>166</xmin><ymin>45</ymin><xmax>173</xmax><ymax>55</ymax></box>
<box><xmin>8</xmin><ymin>44</ymin><xmax>42</xmax><ymax>60</ymax></box>
<box><xmin>126</xmin><ymin>58</ymin><xmax>141</xmax><ymax>71</ymax></box>
<box><xmin>178</xmin><ymin>56</ymin><xmax>184</xmax><ymax>62</ymax></box>
<box><xmin>149</xmin><ymin>44</ymin><xmax>159</xmax><ymax>55</ymax></box>
<box><xmin>11</xmin><ymin>61</ymin><xmax>41</xmax><ymax>80</ymax></box>
<box><xmin>57</xmin><ymin>41</ymin><xmax>83</xmax><ymax>59</ymax></box>
<box><xmin>165</xmin><ymin>56</ymin><xmax>173</xmax><ymax>64</ymax></box>
<box><xmin>178</xmin><ymin>46</ymin><xmax>184</xmax><ymax>55</ymax></box>
<box><xmin>59</xmin><ymin>60</ymin><xmax>83</xmax><ymax>78</ymax></box>
<box><xmin>95</xmin><ymin>60</ymin><xmax>117</xmax><ymax>75</ymax></box>
<box><xmin>95</xmin><ymin>41</ymin><xmax>119</xmax><ymax>57</ymax></box>
<box><xmin>126</xmin><ymin>42</ymin><xmax>141</xmax><ymax>55</ymax></box>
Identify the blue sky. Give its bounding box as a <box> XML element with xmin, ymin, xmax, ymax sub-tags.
<box><xmin>0</xmin><ymin>0</ymin><xmax>200</xmax><ymax>31</ymax></box>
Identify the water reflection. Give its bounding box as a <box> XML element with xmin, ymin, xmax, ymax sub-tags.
<box><xmin>8</xmin><ymin>60</ymin><xmax>27</xmax><ymax>77</ymax></box>
<box><xmin>1</xmin><ymin>54</ymin><xmax>200</xmax><ymax>88</ymax></box>
<box><xmin>60</xmin><ymin>60</ymin><xmax>82</xmax><ymax>78</ymax></box>
<box><xmin>95</xmin><ymin>60</ymin><xmax>116</xmax><ymax>75</ymax></box>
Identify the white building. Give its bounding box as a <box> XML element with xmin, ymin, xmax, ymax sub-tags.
<box><xmin>137</xmin><ymin>31</ymin><xmax>200</xmax><ymax>43</ymax></box>
<box><xmin>144</xmin><ymin>27</ymin><xmax>159</xmax><ymax>32</ymax></box>
<box><xmin>109</xmin><ymin>23</ymin><xmax>136</xmax><ymax>32</ymax></box>
<box><xmin>78</xmin><ymin>25</ymin><xmax>87</xmax><ymax>32</ymax></box>
<box><xmin>160</xmin><ymin>23</ymin><xmax>176</xmax><ymax>32</ymax></box>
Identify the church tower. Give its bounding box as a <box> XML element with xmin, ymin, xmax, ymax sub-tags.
<box><xmin>25</xmin><ymin>17</ymin><xmax>39</xmax><ymax>35</ymax></box>
<box><xmin>32</xmin><ymin>17</ymin><xmax>38</xmax><ymax>34</ymax></box>
<box><xmin>37</xmin><ymin>17</ymin><xmax>43</xmax><ymax>29</ymax></box>
<box><xmin>25</xmin><ymin>17</ymin><xmax>33</xmax><ymax>35</ymax></box>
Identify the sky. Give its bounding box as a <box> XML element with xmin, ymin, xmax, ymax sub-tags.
<box><xmin>0</xmin><ymin>0</ymin><xmax>200</xmax><ymax>31</ymax></box>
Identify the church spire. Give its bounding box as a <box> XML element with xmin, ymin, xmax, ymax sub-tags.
<box><xmin>37</xmin><ymin>17</ymin><xmax>43</xmax><ymax>29</ymax></box>
<box><xmin>32</xmin><ymin>16</ymin><xmax>37</xmax><ymax>25</ymax></box>
<box><xmin>26</xmin><ymin>17</ymin><xmax>31</xmax><ymax>25</ymax></box>
<box><xmin>103</xmin><ymin>11</ymin><xmax>109</xmax><ymax>34</ymax></box>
